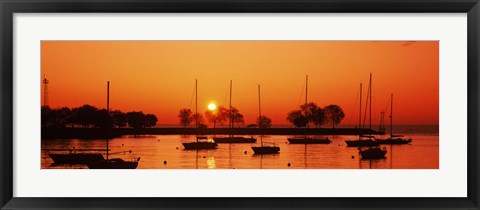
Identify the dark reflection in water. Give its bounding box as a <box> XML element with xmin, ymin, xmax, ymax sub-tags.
<box><xmin>41</xmin><ymin>134</ymin><xmax>438</xmax><ymax>169</ymax></box>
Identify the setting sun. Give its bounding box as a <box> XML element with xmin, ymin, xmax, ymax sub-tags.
<box><xmin>208</xmin><ymin>103</ymin><xmax>217</xmax><ymax>111</ymax></box>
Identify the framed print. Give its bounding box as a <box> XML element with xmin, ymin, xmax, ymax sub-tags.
<box><xmin>1</xmin><ymin>0</ymin><xmax>479</xmax><ymax>209</ymax></box>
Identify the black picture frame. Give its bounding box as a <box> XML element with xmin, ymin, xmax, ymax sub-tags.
<box><xmin>1</xmin><ymin>0</ymin><xmax>479</xmax><ymax>209</ymax></box>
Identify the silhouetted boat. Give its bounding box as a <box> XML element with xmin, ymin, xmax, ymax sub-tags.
<box><xmin>87</xmin><ymin>157</ymin><xmax>139</xmax><ymax>169</ymax></box>
<box><xmin>252</xmin><ymin>145</ymin><xmax>280</xmax><ymax>154</ymax></box>
<box><xmin>213</xmin><ymin>80</ymin><xmax>257</xmax><ymax>144</ymax></box>
<box><xmin>345</xmin><ymin>76</ymin><xmax>380</xmax><ymax>147</ymax></box>
<box><xmin>213</xmin><ymin>137</ymin><xmax>256</xmax><ymax>143</ymax></box>
<box><xmin>287</xmin><ymin>75</ymin><xmax>331</xmax><ymax>144</ymax></box>
<box><xmin>376</xmin><ymin>94</ymin><xmax>412</xmax><ymax>145</ymax></box>
<box><xmin>345</xmin><ymin>139</ymin><xmax>379</xmax><ymax>147</ymax></box>
<box><xmin>182</xmin><ymin>79</ymin><xmax>218</xmax><ymax>150</ymax></box>
<box><xmin>183</xmin><ymin>138</ymin><xmax>218</xmax><ymax>150</ymax></box>
<box><xmin>251</xmin><ymin>84</ymin><xmax>280</xmax><ymax>154</ymax></box>
<box><xmin>359</xmin><ymin>146</ymin><xmax>387</xmax><ymax>159</ymax></box>
<box><xmin>288</xmin><ymin>138</ymin><xmax>331</xmax><ymax>144</ymax></box>
<box><xmin>48</xmin><ymin>148</ymin><xmax>105</xmax><ymax>164</ymax></box>
<box><xmin>87</xmin><ymin>81</ymin><xmax>139</xmax><ymax>169</ymax></box>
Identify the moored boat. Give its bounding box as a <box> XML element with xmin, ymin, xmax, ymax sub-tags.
<box><xmin>376</xmin><ymin>94</ymin><xmax>413</xmax><ymax>145</ymax></box>
<box><xmin>345</xmin><ymin>74</ymin><xmax>380</xmax><ymax>147</ymax></box>
<box><xmin>359</xmin><ymin>147</ymin><xmax>387</xmax><ymax>159</ymax></box>
<box><xmin>49</xmin><ymin>153</ymin><xmax>105</xmax><ymax>165</ymax></box>
<box><xmin>87</xmin><ymin>158</ymin><xmax>139</xmax><ymax>169</ymax></box>
<box><xmin>287</xmin><ymin>75</ymin><xmax>330</xmax><ymax>145</ymax></box>
<box><xmin>87</xmin><ymin>81</ymin><xmax>140</xmax><ymax>169</ymax></box>
<box><xmin>213</xmin><ymin>136</ymin><xmax>256</xmax><ymax>143</ymax></box>
<box><xmin>251</xmin><ymin>84</ymin><xmax>280</xmax><ymax>155</ymax></box>
<box><xmin>213</xmin><ymin>80</ymin><xmax>257</xmax><ymax>144</ymax></box>
<box><xmin>288</xmin><ymin>138</ymin><xmax>331</xmax><ymax>144</ymax></box>
<box><xmin>182</xmin><ymin>79</ymin><xmax>218</xmax><ymax>150</ymax></box>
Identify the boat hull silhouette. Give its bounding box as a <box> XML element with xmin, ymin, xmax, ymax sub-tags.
<box><xmin>182</xmin><ymin>142</ymin><xmax>218</xmax><ymax>150</ymax></box>
<box><xmin>87</xmin><ymin>158</ymin><xmax>139</xmax><ymax>169</ymax></box>
<box><xmin>213</xmin><ymin>137</ymin><xmax>256</xmax><ymax>143</ymax></box>
<box><xmin>252</xmin><ymin>146</ymin><xmax>280</xmax><ymax>154</ymax></box>
<box><xmin>359</xmin><ymin>147</ymin><xmax>387</xmax><ymax>159</ymax></box>
<box><xmin>345</xmin><ymin>139</ymin><xmax>379</xmax><ymax>147</ymax></box>
<box><xmin>49</xmin><ymin>153</ymin><xmax>105</xmax><ymax>165</ymax></box>
<box><xmin>376</xmin><ymin>138</ymin><xmax>412</xmax><ymax>145</ymax></box>
<box><xmin>288</xmin><ymin>138</ymin><xmax>331</xmax><ymax>144</ymax></box>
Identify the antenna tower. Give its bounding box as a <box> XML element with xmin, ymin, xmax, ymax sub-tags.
<box><xmin>43</xmin><ymin>75</ymin><xmax>49</xmax><ymax>106</ymax></box>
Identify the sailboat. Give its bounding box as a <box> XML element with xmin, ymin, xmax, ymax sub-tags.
<box><xmin>213</xmin><ymin>80</ymin><xmax>256</xmax><ymax>143</ymax></box>
<box><xmin>251</xmin><ymin>84</ymin><xmax>280</xmax><ymax>154</ymax></box>
<box><xmin>87</xmin><ymin>81</ymin><xmax>140</xmax><ymax>169</ymax></box>
<box><xmin>48</xmin><ymin>148</ymin><xmax>105</xmax><ymax>165</ymax></box>
<box><xmin>375</xmin><ymin>94</ymin><xmax>413</xmax><ymax>145</ymax></box>
<box><xmin>288</xmin><ymin>75</ymin><xmax>331</xmax><ymax>144</ymax></box>
<box><xmin>358</xmin><ymin>146</ymin><xmax>387</xmax><ymax>159</ymax></box>
<box><xmin>182</xmin><ymin>79</ymin><xmax>218</xmax><ymax>150</ymax></box>
<box><xmin>345</xmin><ymin>76</ymin><xmax>379</xmax><ymax>147</ymax></box>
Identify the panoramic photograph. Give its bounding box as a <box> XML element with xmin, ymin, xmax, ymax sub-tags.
<box><xmin>40</xmin><ymin>41</ymin><xmax>439</xmax><ymax>169</ymax></box>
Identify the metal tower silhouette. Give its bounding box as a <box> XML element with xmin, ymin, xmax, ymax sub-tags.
<box><xmin>43</xmin><ymin>75</ymin><xmax>49</xmax><ymax>107</ymax></box>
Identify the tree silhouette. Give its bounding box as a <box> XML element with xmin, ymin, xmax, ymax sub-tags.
<box><xmin>178</xmin><ymin>109</ymin><xmax>193</xmax><ymax>128</ymax></box>
<box><xmin>112</xmin><ymin>110</ymin><xmax>127</xmax><ymax>128</ymax></box>
<box><xmin>323</xmin><ymin>104</ymin><xmax>345</xmax><ymax>128</ymax></box>
<box><xmin>93</xmin><ymin>109</ymin><xmax>114</xmax><ymax>129</ymax></box>
<box><xmin>145</xmin><ymin>114</ymin><xmax>158</xmax><ymax>128</ymax></box>
<box><xmin>41</xmin><ymin>106</ymin><xmax>52</xmax><ymax>127</ymax></box>
<box><xmin>257</xmin><ymin>116</ymin><xmax>272</xmax><ymax>128</ymax></box>
<box><xmin>287</xmin><ymin>110</ymin><xmax>308</xmax><ymax>128</ymax></box>
<box><xmin>41</xmin><ymin>106</ymin><xmax>72</xmax><ymax>128</ymax></box>
<box><xmin>126</xmin><ymin>111</ymin><xmax>146</xmax><ymax>130</ymax></box>
<box><xmin>191</xmin><ymin>113</ymin><xmax>205</xmax><ymax>127</ymax></box>
<box><xmin>72</xmin><ymin>104</ymin><xmax>99</xmax><ymax>128</ymax></box>
<box><xmin>311</xmin><ymin>107</ymin><xmax>325</xmax><ymax>128</ymax></box>
<box><xmin>205</xmin><ymin>105</ymin><xmax>228</xmax><ymax>128</ymax></box>
<box><xmin>230</xmin><ymin>107</ymin><xmax>244</xmax><ymax>127</ymax></box>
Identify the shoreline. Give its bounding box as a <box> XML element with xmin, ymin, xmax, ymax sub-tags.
<box><xmin>41</xmin><ymin>127</ymin><xmax>385</xmax><ymax>140</ymax></box>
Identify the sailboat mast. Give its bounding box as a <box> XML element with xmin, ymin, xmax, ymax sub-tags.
<box><xmin>390</xmin><ymin>93</ymin><xmax>393</xmax><ymax>138</ymax></box>
<box><xmin>229</xmin><ymin>80</ymin><xmax>233</xmax><ymax>131</ymax></box>
<box><xmin>106</xmin><ymin>81</ymin><xmax>109</xmax><ymax>160</ymax></box>
<box><xmin>195</xmin><ymin>79</ymin><xmax>198</xmax><ymax>142</ymax></box>
<box><xmin>305</xmin><ymin>75</ymin><xmax>308</xmax><ymax>137</ymax></box>
<box><xmin>305</xmin><ymin>75</ymin><xmax>308</xmax><ymax>106</ymax></box>
<box><xmin>369</xmin><ymin>73</ymin><xmax>372</xmax><ymax>130</ymax></box>
<box><xmin>358</xmin><ymin>82</ymin><xmax>362</xmax><ymax>140</ymax></box>
<box><xmin>258</xmin><ymin>84</ymin><xmax>263</xmax><ymax>146</ymax></box>
<box><xmin>359</xmin><ymin>83</ymin><xmax>362</xmax><ymax>128</ymax></box>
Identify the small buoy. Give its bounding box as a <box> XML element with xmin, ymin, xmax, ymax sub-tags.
<box><xmin>158</xmin><ymin>140</ymin><xmax>160</xmax><ymax>142</ymax></box>
<box><xmin>176</xmin><ymin>147</ymin><xmax>178</xmax><ymax>150</ymax></box>
<box><xmin>338</xmin><ymin>144</ymin><xmax>340</xmax><ymax>146</ymax></box>
<box><xmin>287</xmin><ymin>163</ymin><xmax>291</xmax><ymax>167</ymax></box>
<box><xmin>163</xmin><ymin>160</ymin><xmax>167</xmax><ymax>164</ymax></box>
<box><xmin>203</xmin><ymin>156</ymin><xmax>206</xmax><ymax>158</ymax></box>
<box><xmin>121</xmin><ymin>144</ymin><xmax>124</xmax><ymax>146</ymax></box>
<box><xmin>244</xmin><ymin>151</ymin><xmax>247</xmax><ymax>154</ymax></box>
<box><xmin>351</xmin><ymin>156</ymin><xmax>355</xmax><ymax>159</ymax></box>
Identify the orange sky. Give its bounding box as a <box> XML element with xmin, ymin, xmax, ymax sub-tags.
<box><xmin>41</xmin><ymin>41</ymin><xmax>439</xmax><ymax>126</ymax></box>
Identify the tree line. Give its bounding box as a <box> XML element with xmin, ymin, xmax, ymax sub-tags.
<box><xmin>178</xmin><ymin>105</ymin><xmax>273</xmax><ymax>129</ymax></box>
<box><xmin>41</xmin><ymin>104</ymin><xmax>158</xmax><ymax>129</ymax></box>
<box><xmin>287</xmin><ymin>103</ymin><xmax>345</xmax><ymax>128</ymax></box>
<box><xmin>178</xmin><ymin>103</ymin><xmax>344</xmax><ymax>129</ymax></box>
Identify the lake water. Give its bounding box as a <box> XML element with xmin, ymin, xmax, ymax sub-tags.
<box><xmin>41</xmin><ymin>126</ymin><xmax>438</xmax><ymax>169</ymax></box>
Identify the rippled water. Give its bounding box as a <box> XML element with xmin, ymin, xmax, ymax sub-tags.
<box><xmin>41</xmin><ymin>133</ymin><xmax>438</xmax><ymax>169</ymax></box>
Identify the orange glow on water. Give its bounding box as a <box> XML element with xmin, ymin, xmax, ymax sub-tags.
<box><xmin>41</xmin><ymin>41</ymin><xmax>438</xmax><ymax>126</ymax></box>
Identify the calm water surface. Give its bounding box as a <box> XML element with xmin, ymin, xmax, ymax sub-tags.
<box><xmin>42</xmin><ymin>131</ymin><xmax>438</xmax><ymax>169</ymax></box>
